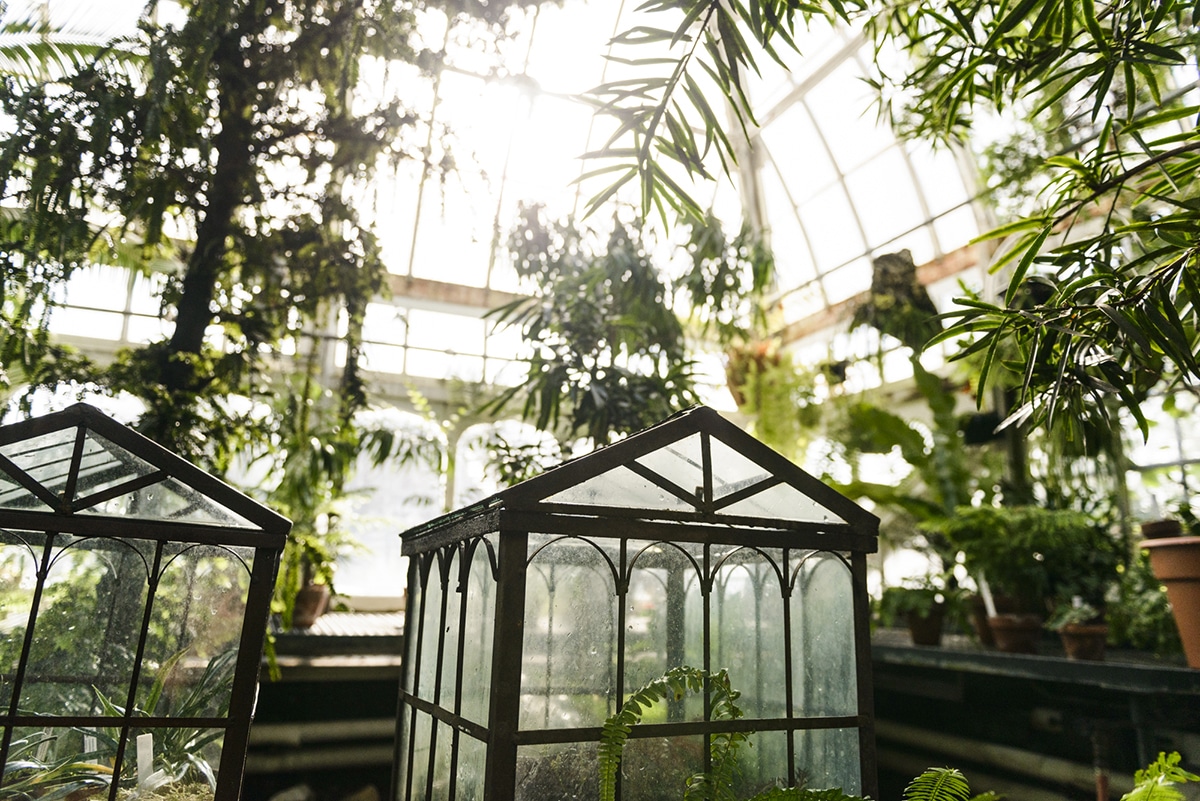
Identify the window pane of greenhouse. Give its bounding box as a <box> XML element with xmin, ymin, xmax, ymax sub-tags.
<box><xmin>712</xmin><ymin>548</ymin><xmax>787</xmax><ymax>719</ymax></box>
<box><xmin>404</xmin><ymin>711</ymin><xmax>433</xmax><ymax>801</ymax></box>
<box><xmin>77</xmin><ymin>476</ymin><xmax>256</xmax><ymax>528</ymax></box>
<box><xmin>633</xmin><ymin>433</ymin><xmax>704</xmax><ymax>493</ymax></box>
<box><xmin>458</xmin><ymin>538</ymin><xmax>496</xmax><ymax>725</ymax></box>
<box><xmin>795</xmin><ymin>727</ymin><xmax>861</xmax><ymax>795</ymax></box>
<box><xmin>0</xmin><ymin>533</ymin><xmax>39</xmax><ymax>710</ymax></box>
<box><xmin>622</xmin><ymin>735</ymin><xmax>705</xmax><ymax>801</ymax></box>
<box><xmin>739</xmin><ymin>730</ymin><xmax>790</xmax><ymax>793</ymax></box>
<box><xmin>721</xmin><ymin>482</ymin><xmax>846</xmax><ymax>524</ymax></box>
<box><xmin>457</xmin><ymin>733</ymin><xmax>487</xmax><ymax>801</ymax></box>
<box><xmin>417</xmin><ymin>558</ymin><xmax>445</xmax><ymax>703</ymax></box>
<box><xmin>0</xmin><ymin>475</ymin><xmax>50</xmax><ymax>512</ymax></box>
<box><xmin>709</xmin><ymin>438</ymin><xmax>773</xmax><ymax>499</ymax></box>
<box><xmin>624</xmin><ymin>541</ymin><xmax>704</xmax><ymax>717</ymax></box>
<box><xmin>521</xmin><ymin>536</ymin><xmax>617</xmax><ymax>730</ymax></box>
<box><xmin>18</xmin><ymin>537</ymin><xmax>150</xmax><ymax>717</ymax></box>
<box><xmin>515</xmin><ymin>741</ymin><xmax>597</xmax><ymax>800</ymax></box>
<box><xmin>135</xmin><ymin>544</ymin><xmax>253</xmax><ymax>716</ymax></box>
<box><xmin>543</xmin><ymin>466</ymin><xmax>693</xmax><ymax>511</ymax></box>
<box><xmin>791</xmin><ymin>552</ymin><xmax>856</xmax><ymax>717</ymax></box>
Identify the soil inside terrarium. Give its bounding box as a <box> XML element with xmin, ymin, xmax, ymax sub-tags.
<box><xmin>113</xmin><ymin>783</ymin><xmax>214</xmax><ymax>801</ymax></box>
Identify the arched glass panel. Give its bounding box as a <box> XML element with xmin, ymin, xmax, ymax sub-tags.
<box><xmin>790</xmin><ymin>552</ymin><xmax>856</xmax><ymax>717</ymax></box>
<box><xmin>521</xmin><ymin>535</ymin><xmax>617</xmax><ymax>730</ymax></box>
<box><xmin>712</xmin><ymin>548</ymin><xmax>786</xmax><ymax>719</ymax></box>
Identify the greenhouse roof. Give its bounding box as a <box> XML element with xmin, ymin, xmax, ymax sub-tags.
<box><xmin>0</xmin><ymin>403</ymin><xmax>289</xmax><ymax>540</ymax></box>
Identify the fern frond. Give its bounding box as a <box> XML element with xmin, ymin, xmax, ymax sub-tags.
<box><xmin>903</xmin><ymin>767</ymin><xmax>973</xmax><ymax>801</ymax></box>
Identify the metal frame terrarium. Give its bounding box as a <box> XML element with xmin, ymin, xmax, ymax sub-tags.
<box><xmin>0</xmin><ymin>403</ymin><xmax>288</xmax><ymax>801</ymax></box>
<box><xmin>394</xmin><ymin>405</ymin><xmax>880</xmax><ymax>801</ymax></box>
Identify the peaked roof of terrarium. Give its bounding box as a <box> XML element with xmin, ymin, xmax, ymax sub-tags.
<box><xmin>403</xmin><ymin>405</ymin><xmax>878</xmax><ymax>552</ymax></box>
<box><xmin>0</xmin><ymin>403</ymin><xmax>289</xmax><ymax>541</ymax></box>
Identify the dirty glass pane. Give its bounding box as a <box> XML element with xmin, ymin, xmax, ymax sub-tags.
<box><xmin>20</xmin><ymin>537</ymin><xmax>150</xmax><ymax>716</ymax></box>
<box><xmin>135</xmin><ymin>544</ymin><xmax>252</xmax><ymax>716</ymax></box>
<box><xmin>721</xmin><ymin>482</ymin><xmax>844</xmax><ymax>524</ymax></box>
<box><xmin>0</xmin><ymin>471</ymin><xmax>51</xmax><ymax>511</ymax></box>
<box><xmin>712</xmin><ymin>548</ymin><xmax>787</xmax><ymax>719</ymax></box>
<box><xmin>0</xmin><ymin>428</ymin><xmax>84</xmax><ymax>495</ymax></box>
<box><xmin>521</xmin><ymin>535</ymin><xmax>617</xmax><ymax>730</ymax></box>
<box><xmin>72</xmin><ymin>431</ymin><xmax>158</xmax><ymax>500</ymax></box>
<box><xmin>121</xmin><ymin>726</ymin><xmax>223</xmax><ymax>800</ymax></box>
<box><xmin>709</xmin><ymin>437</ymin><xmax>773</xmax><ymax>499</ymax></box>
<box><xmin>402</xmin><ymin>570</ymin><xmax>423</xmax><ymax>692</ymax></box>
<box><xmin>416</xmin><ymin>554</ymin><xmax>446</xmax><ymax>703</ymax></box>
<box><xmin>2</xmin><ymin>726</ymin><xmax>113</xmax><ymax>798</ymax></box>
<box><xmin>624</xmin><ymin>541</ymin><xmax>704</xmax><ymax>720</ymax></box>
<box><xmin>440</xmin><ymin>553</ymin><xmax>463</xmax><ymax>716</ymax></box>
<box><xmin>458</xmin><ymin>537</ymin><xmax>496</xmax><ymax>725</ymax></box>
<box><xmin>735</xmin><ymin>730</ymin><xmax>790</xmax><ymax>794</ymax></box>
<box><xmin>78</xmin><ymin>476</ymin><xmax>255</xmax><ymax>528</ymax></box>
<box><xmin>622</xmin><ymin>735</ymin><xmax>704</xmax><ymax>801</ymax></box>
<box><xmin>794</xmin><ymin>727</ymin><xmax>861</xmax><ymax>795</ymax></box>
<box><xmin>431</xmin><ymin>720</ymin><xmax>454</xmax><ymax>799</ymax></box>
<box><xmin>543</xmin><ymin>466</ymin><xmax>693</xmax><ymax>511</ymax></box>
<box><xmin>634</xmin><ymin>433</ymin><xmax>704</xmax><ymax>497</ymax></box>
<box><xmin>515</xmin><ymin>741</ymin><xmax>597</xmax><ymax>801</ymax></box>
<box><xmin>456</xmin><ymin>733</ymin><xmax>487</xmax><ymax>801</ymax></box>
<box><xmin>791</xmin><ymin>552</ymin><xmax>856</xmax><ymax>717</ymax></box>
<box><xmin>0</xmin><ymin>531</ymin><xmax>41</xmax><ymax>710</ymax></box>
<box><xmin>405</xmin><ymin>711</ymin><xmax>433</xmax><ymax>801</ymax></box>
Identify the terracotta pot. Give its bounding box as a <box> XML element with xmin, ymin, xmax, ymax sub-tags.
<box><xmin>969</xmin><ymin>594</ymin><xmax>1020</xmax><ymax>646</ymax></box>
<box><xmin>1058</xmin><ymin>623</ymin><xmax>1108</xmax><ymax>661</ymax></box>
<box><xmin>988</xmin><ymin>613</ymin><xmax>1043</xmax><ymax>654</ymax></box>
<box><xmin>906</xmin><ymin>603</ymin><xmax>946</xmax><ymax>647</ymax></box>
<box><xmin>293</xmin><ymin>582</ymin><xmax>331</xmax><ymax>630</ymax></box>
<box><xmin>1141</xmin><ymin>519</ymin><xmax>1184</xmax><ymax>540</ymax></box>
<box><xmin>1141</xmin><ymin>535</ymin><xmax>1200</xmax><ymax>669</ymax></box>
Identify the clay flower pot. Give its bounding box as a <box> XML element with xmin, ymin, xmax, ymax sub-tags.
<box><xmin>988</xmin><ymin>613</ymin><xmax>1043</xmax><ymax>654</ymax></box>
<box><xmin>1141</xmin><ymin>535</ymin><xmax>1200</xmax><ymax>669</ymax></box>
<box><xmin>292</xmin><ymin>581</ymin><xmax>331</xmax><ymax>629</ymax></box>
<box><xmin>1058</xmin><ymin>623</ymin><xmax>1108</xmax><ymax>661</ymax></box>
<box><xmin>906</xmin><ymin>603</ymin><xmax>946</xmax><ymax>647</ymax></box>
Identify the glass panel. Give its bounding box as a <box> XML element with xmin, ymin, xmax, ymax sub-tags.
<box><xmin>0</xmin><ymin>531</ymin><xmax>41</xmax><ymax>709</ymax></box>
<box><xmin>515</xmin><ymin>741</ymin><xmax>597</xmax><ymax>801</ymax></box>
<box><xmin>624</xmin><ymin>541</ymin><xmax>704</xmax><ymax>721</ymax></box>
<box><xmin>135</xmin><ymin>544</ymin><xmax>253</xmax><ymax>717</ymax></box>
<box><xmin>120</xmin><ymin>727</ymin><xmax>223</xmax><ymax>800</ymax></box>
<box><xmin>406</xmin><ymin>711</ymin><xmax>433</xmax><ymax>801</ymax></box>
<box><xmin>77</xmin><ymin>476</ymin><xmax>256</xmax><ymax>528</ymax></box>
<box><xmin>735</xmin><ymin>730</ymin><xmax>790</xmax><ymax>794</ymax></box>
<box><xmin>441</xmin><ymin>555</ymin><xmax>463</xmax><ymax>716</ymax></box>
<box><xmin>2</xmin><ymin>726</ymin><xmax>113</xmax><ymax>799</ymax></box>
<box><xmin>521</xmin><ymin>537</ymin><xmax>617</xmax><ymax>730</ymax></box>
<box><xmin>0</xmin><ymin>427</ymin><xmax>82</xmax><ymax>498</ymax></box>
<box><xmin>708</xmin><ymin>438</ymin><xmax>772</xmax><ymax>500</ymax></box>
<box><xmin>712</xmin><ymin>549</ymin><xmax>787</xmax><ymax>720</ymax></box>
<box><xmin>73</xmin><ymin>431</ymin><xmax>158</xmax><ymax>500</ymax></box>
<box><xmin>543</xmin><ymin>466</ymin><xmax>693</xmax><ymax>511</ymax></box>
<box><xmin>459</xmin><ymin>538</ymin><xmax>496</xmax><ymax>725</ymax></box>
<box><xmin>430</xmin><ymin>720</ymin><xmax>453</xmax><ymax>800</ymax></box>
<box><xmin>0</xmin><ymin>472</ymin><xmax>52</xmax><ymax>511</ymax></box>
<box><xmin>634</xmin><ymin>433</ymin><xmax>704</xmax><ymax>497</ymax></box>
<box><xmin>20</xmin><ymin>537</ymin><xmax>150</xmax><ymax>716</ymax></box>
<box><xmin>794</xmin><ymin>727</ymin><xmax>861</xmax><ymax>795</ymax></box>
<box><xmin>456</xmin><ymin>733</ymin><xmax>487</xmax><ymax>801</ymax></box>
<box><xmin>402</xmin><ymin>569</ymin><xmax>423</xmax><ymax>693</ymax></box>
<box><xmin>622</xmin><ymin>735</ymin><xmax>704</xmax><ymax>801</ymax></box>
<box><xmin>721</xmin><ymin>482</ymin><xmax>845</xmax><ymax>524</ymax></box>
<box><xmin>417</xmin><ymin>556</ymin><xmax>446</xmax><ymax>703</ymax></box>
<box><xmin>791</xmin><ymin>552</ymin><xmax>857</xmax><ymax>717</ymax></box>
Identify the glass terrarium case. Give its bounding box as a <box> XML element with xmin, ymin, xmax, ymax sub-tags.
<box><xmin>395</xmin><ymin>406</ymin><xmax>880</xmax><ymax>801</ymax></box>
<box><xmin>0</xmin><ymin>403</ymin><xmax>288</xmax><ymax>801</ymax></box>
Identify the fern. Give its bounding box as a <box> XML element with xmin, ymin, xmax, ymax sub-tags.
<box><xmin>1121</xmin><ymin>752</ymin><xmax>1200</xmax><ymax>801</ymax></box>
<box><xmin>902</xmin><ymin>767</ymin><xmax>973</xmax><ymax>801</ymax></box>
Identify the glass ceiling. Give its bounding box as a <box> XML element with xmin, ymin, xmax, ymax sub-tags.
<box><xmin>14</xmin><ymin>0</ymin><xmax>988</xmax><ymax>407</ymax></box>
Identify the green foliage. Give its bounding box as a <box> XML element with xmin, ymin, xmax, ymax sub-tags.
<box><xmin>1122</xmin><ymin>752</ymin><xmax>1200</xmax><ymax>801</ymax></box>
<box><xmin>925</xmin><ymin>505</ymin><xmax>1120</xmax><ymax>611</ymax></box>
<box><xmin>877</xmin><ymin>576</ymin><xmax>963</xmax><ymax>630</ymax></box>
<box><xmin>484</xmin><ymin>205</ymin><xmax>700</xmax><ymax>445</ymax></box>
<box><xmin>679</xmin><ymin>211</ymin><xmax>775</xmax><ymax>348</ymax></box>
<box><xmin>0</xmin><ymin>732</ymin><xmax>114</xmax><ymax>800</ymax></box>
<box><xmin>1106</xmin><ymin>550</ymin><xmax>1183</xmax><ymax>656</ymax></box>
<box><xmin>730</xmin><ymin>344</ymin><xmax>822</xmax><ymax>461</ymax></box>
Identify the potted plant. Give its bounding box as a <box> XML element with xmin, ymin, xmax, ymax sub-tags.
<box><xmin>877</xmin><ymin>575</ymin><xmax>963</xmax><ymax>647</ymax></box>
<box><xmin>1046</xmin><ymin>601</ymin><xmax>1108</xmax><ymax>661</ymax></box>
<box><xmin>926</xmin><ymin>506</ymin><xmax>1116</xmax><ymax>654</ymax></box>
<box><xmin>1139</xmin><ymin>506</ymin><xmax>1200</xmax><ymax>668</ymax></box>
